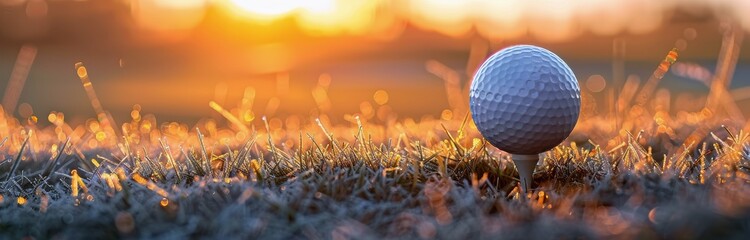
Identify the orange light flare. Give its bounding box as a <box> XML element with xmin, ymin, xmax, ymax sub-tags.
<box><xmin>264</xmin><ymin>97</ymin><xmax>281</xmax><ymax>117</ymax></box>
<box><xmin>312</xmin><ymin>74</ymin><xmax>333</xmax><ymax>113</ymax></box>
<box><xmin>75</xmin><ymin>62</ymin><xmax>119</xmax><ymax>144</ymax></box>
<box><xmin>681</xmin><ymin>21</ymin><xmax>746</xmax><ymax>154</ymax></box>
<box><xmin>239</xmin><ymin>87</ymin><xmax>257</xmax><ymax>124</ymax></box>
<box><xmin>209</xmin><ymin>101</ymin><xmax>251</xmax><ymax>133</ymax></box>
<box><xmin>631</xmin><ymin>48</ymin><xmax>679</xmax><ymax>109</ymax></box>
<box><xmin>2</xmin><ymin>44</ymin><xmax>37</xmax><ymax>116</ymax></box>
<box><xmin>425</xmin><ymin>60</ymin><xmax>467</xmax><ymax>118</ymax></box>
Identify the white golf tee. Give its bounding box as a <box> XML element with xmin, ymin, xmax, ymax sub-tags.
<box><xmin>512</xmin><ymin>154</ymin><xmax>539</xmax><ymax>193</ymax></box>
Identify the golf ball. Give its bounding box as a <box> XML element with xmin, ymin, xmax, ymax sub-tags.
<box><xmin>469</xmin><ymin>45</ymin><xmax>580</xmax><ymax>155</ymax></box>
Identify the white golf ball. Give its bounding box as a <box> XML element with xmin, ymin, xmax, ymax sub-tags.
<box><xmin>469</xmin><ymin>45</ymin><xmax>581</xmax><ymax>155</ymax></box>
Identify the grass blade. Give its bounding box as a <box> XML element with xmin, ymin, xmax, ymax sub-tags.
<box><xmin>5</xmin><ymin>136</ymin><xmax>29</xmax><ymax>182</ymax></box>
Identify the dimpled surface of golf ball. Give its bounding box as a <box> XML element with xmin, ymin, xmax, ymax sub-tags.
<box><xmin>469</xmin><ymin>45</ymin><xmax>580</xmax><ymax>155</ymax></box>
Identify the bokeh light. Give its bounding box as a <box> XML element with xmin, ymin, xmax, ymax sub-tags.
<box><xmin>586</xmin><ymin>75</ymin><xmax>607</xmax><ymax>93</ymax></box>
<box><xmin>373</xmin><ymin>90</ymin><xmax>389</xmax><ymax>106</ymax></box>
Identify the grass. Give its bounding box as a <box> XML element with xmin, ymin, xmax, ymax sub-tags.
<box><xmin>0</xmin><ymin>115</ymin><xmax>749</xmax><ymax>239</ymax></box>
<box><xmin>0</xmin><ymin>37</ymin><xmax>748</xmax><ymax>238</ymax></box>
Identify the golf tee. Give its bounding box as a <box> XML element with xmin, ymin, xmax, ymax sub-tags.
<box><xmin>512</xmin><ymin>154</ymin><xmax>539</xmax><ymax>193</ymax></box>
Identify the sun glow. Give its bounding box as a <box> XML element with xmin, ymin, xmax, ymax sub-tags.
<box><xmin>131</xmin><ymin>0</ymin><xmax>207</xmax><ymax>32</ymax></box>
<box><xmin>224</xmin><ymin>0</ymin><xmax>301</xmax><ymax>21</ymax></box>
<box><xmin>122</xmin><ymin>0</ymin><xmax>750</xmax><ymax>41</ymax></box>
<box><xmin>220</xmin><ymin>0</ymin><xmax>377</xmax><ymax>34</ymax></box>
<box><xmin>302</xmin><ymin>0</ymin><xmax>381</xmax><ymax>35</ymax></box>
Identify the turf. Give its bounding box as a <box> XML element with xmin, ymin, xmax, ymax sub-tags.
<box><xmin>0</xmin><ymin>118</ymin><xmax>749</xmax><ymax>239</ymax></box>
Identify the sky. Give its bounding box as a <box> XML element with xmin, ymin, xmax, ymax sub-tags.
<box><xmin>0</xmin><ymin>0</ymin><xmax>749</xmax><ymax>124</ymax></box>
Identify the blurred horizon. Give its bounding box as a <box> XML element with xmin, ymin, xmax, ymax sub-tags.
<box><xmin>1</xmin><ymin>0</ymin><xmax>750</xmax><ymax>127</ymax></box>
